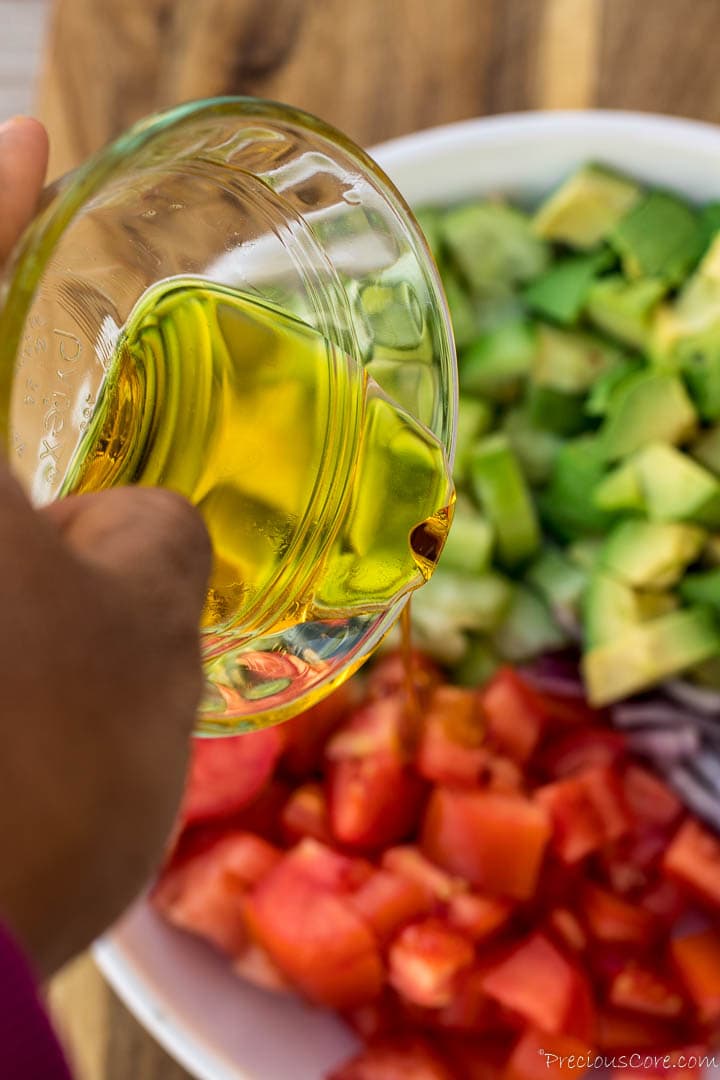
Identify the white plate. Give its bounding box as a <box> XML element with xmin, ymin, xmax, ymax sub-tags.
<box><xmin>97</xmin><ymin>110</ymin><xmax>720</xmax><ymax>1080</ymax></box>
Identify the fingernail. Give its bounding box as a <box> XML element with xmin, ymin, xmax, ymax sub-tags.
<box><xmin>0</xmin><ymin>116</ymin><xmax>31</xmax><ymax>137</ymax></box>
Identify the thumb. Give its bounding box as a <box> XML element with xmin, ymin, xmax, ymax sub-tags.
<box><xmin>43</xmin><ymin>487</ymin><xmax>212</xmax><ymax>617</ymax></box>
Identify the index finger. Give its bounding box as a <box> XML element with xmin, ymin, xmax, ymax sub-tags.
<box><xmin>0</xmin><ymin>117</ymin><xmax>48</xmax><ymax>264</ymax></box>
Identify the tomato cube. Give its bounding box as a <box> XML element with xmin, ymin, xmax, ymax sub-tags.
<box><xmin>366</xmin><ymin>650</ymin><xmax>442</xmax><ymax>701</ymax></box>
<box><xmin>281</xmin><ymin>782</ymin><xmax>333</xmax><ymax>845</ymax></box>
<box><xmin>232</xmin><ymin>943</ymin><xmax>289</xmax><ymax>991</ymax></box>
<box><xmin>608</xmin><ymin>963</ymin><xmax>687</xmax><ymax>1019</ymax></box>
<box><xmin>504</xmin><ymin>1028</ymin><xmax>594</xmax><ymax>1080</ymax></box>
<box><xmin>181</xmin><ymin>727</ymin><xmax>284</xmax><ymax>827</ymax></box>
<box><xmin>582</xmin><ymin>883</ymin><xmax>660</xmax><ymax>947</ymax></box>
<box><xmin>595</xmin><ymin>1008</ymin><xmax>676</xmax><ymax>1052</ymax></box>
<box><xmin>439</xmin><ymin>1034</ymin><xmax>512</xmax><ymax>1080</ymax></box>
<box><xmin>539</xmin><ymin>728</ymin><xmax>625</xmax><ymax>779</ymax></box>
<box><xmin>671</xmin><ymin>929</ymin><xmax>720</xmax><ymax>1025</ymax></box>
<box><xmin>447</xmin><ymin>893</ymin><xmax>514</xmax><ymax>943</ymax></box>
<box><xmin>281</xmin><ymin>682</ymin><xmax>355</xmax><ymax>777</ymax></box>
<box><xmin>350</xmin><ymin>869</ymin><xmax>433</xmax><ymax>943</ymax></box>
<box><xmin>416</xmin><ymin>684</ymin><xmax>488</xmax><ymax>785</ymax></box>
<box><xmin>289</xmin><ymin>837</ymin><xmax>372</xmax><ymax>892</ymax></box>
<box><xmin>480</xmin><ymin>667</ymin><xmax>544</xmax><ymax>763</ymax></box>
<box><xmin>481</xmin><ymin>933</ymin><xmax>580</xmax><ymax>1035</ymax></box>
<box><xmin>328</xmin><ymin>1036</ymin><xmax>454</xmax><ymax>1080</ymax></box>
<box><xmin>422</xmin><ymin>788</ymin><xmax>551</xmax><ymax>901</ymax></box>
<box><xmin>536</xmin><ymin>767</ymin><xmax>629</xmax><ymax>864</ymax></box>
<box><xmin>622</xmin><ymin>766</ymin><xmax>683</xmax><ymax>829</ymax></box>
<box><xmin>329</xmin><ymin>755</ymin><xmax>425</xmax><ymax>850</ymax></box>
<box><xmin>663</xmin><ymin>818</ymin><xmax>720</xmax><ymax>910</ymax></box>
<box><xmin>388</xmin><ymin>917</ymin><xmax>475</xmax><ymax>1008</ymax></box>
<box><xmin>381</xmin><ymin>846</ymin><xmax>466</xmax><ymax>904</ymax></box>
<box><xmin>547</xmin><ymin>907</ymin><xmax>587</xmax><ymax>952</ymax></box>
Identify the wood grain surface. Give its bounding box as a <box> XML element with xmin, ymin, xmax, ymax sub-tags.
<box><xmin>37</xmin><ymin>0</ymin><xmax>720</xmax><ymax>1077</ymax></box>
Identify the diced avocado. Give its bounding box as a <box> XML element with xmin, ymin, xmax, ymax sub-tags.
<box><xmin>533</xmin><ymin>163</ymin><xmax>643</xmax><ymax>250</ymax></box>
<box><xmin>594</xmin><ymin>458</ymin><xmax>644</xmax><ymax>514</ymax></box>
<box><xmin>455</xmin><ymin>395</ymin><xmax>494</xmax><ymax>459</ymax></box>
<box><xmin>701</xmin><ymin>202</ymin><xmax>720</xmax><ymax>248</ymax></box>
<box><xmin>523</xmin><ymin>249</ymin><xmax>612</xmax><ymax>325</ymax></box>
<box><xmin>692</xmin><ymin>425</ymin><xmax>720</xmax><ymax>475</ymax></box>
<box><xmin>439</xmin><ymin>496</ymin><xmax>494</xmax><ymax>574</ymax></box>
<box><xmin>610</xmin><ymin>190</ymin><xmax>704</xmax><ymax>284</ymax></box>
<box><xmin>568</xmin><ymin>538</ymin><xmax>605</xmax><ymax>572</ymax></box>
<box><xmin>411</xmin><ymin>568</ymin><xmax>513</xmax><ymax>664</ymax></box>
<box><xmin>585</xmin><ymin>354</ymin><xmax>644</xmax><ymax>418</ymax></box>
<box><xmin>442</xmin><ymin>202</ymin><xmax>549</xmax><ymax>296</ymax></box>
<box><xmin>469</xmin><ymin>435</ymin><xmax>541</xmax><ymax>567</ymax></box>
<box><xmin>635</xmin><ymin>591</ymin><xmax>679</xmax><ymax>620</ymax></box>
<box><xmin>533</xmin><ymin>323</ymin><xmax>620</xmax><ymax>393</ymax></box>
<box><xmin>582</xmin><ymin>605</ymin><xmax>720</xmax><ymax>706</ymax></box>
<box><xmin>703</xmin><ymin>535</ymin><xmax>720</xmax><ymax>567</ymax></box>
<box><xmin>583</xmin><ymin>570</ymin><xmax>642</xmax><ymax>648</ymax></box>
<box><xmin>414</xmin><ymin>207</ymin><xmax>443</xmax><ymax>261</ymax></box>
<box><xmin>600</xmin><ymin>519</ymin><xmax>706</xmax><ymax>590</ymax></box>
<box><xmin>688</xmin><ymin>654</ymin><xmax>720</xmax><ymax>689</ymax></box>
<box><xmin>538</xmin><ymin>436</ymin><xmax>617</xmax><ymax>541</ymax></box>
<box><xmin>526</xmin><ymin>385</ymin><xmax>586</xmax><ymax>437</ymax></box>
<box><xmin>632</xmin><ymin>443</ymin><xmax>720</xmax><ymax>527</ymax></box>
<box><xmin>460</xmin><ymin>321</ymin><xmax>536</xmax><ymax>402</ymax></box>
<box><xmin>453</xmin><ymin>636</ymin><xmax>500</xmax><ymax>687</ymax></box>
<box><xmin>442</xmin><ymin>266</ymin><xmax>479</xmax><ymax>349</ymax></box>
<box><xmin>599</xmin><ymin>370</ymin><xmax>697</xmax><ymax>461</ymax></box>
<box><xmin>586</xmin><ymin>275</ymin><xmax>667</xmax><ymax>350</ymax></box>
<box><xmin>680</xmin><ymin>567</ymin><xmax>720</xmax><ymax>614</ymax></box>
<box><xmin>526</xmin><ymin>546</ymin><xmax>587</xmax><ymax>631</ymax></box>
<box><xmin>502</xmin><ymin>407</ymin><xmax>563</xmax><ymax>486</ymax></box>
<box><xmin>491</xmin><ymin>584</ymin><xmax>568</xmax><ymax>662</ymax></box>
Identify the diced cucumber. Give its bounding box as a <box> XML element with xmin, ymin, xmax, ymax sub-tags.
<box><xmin>492</xmin><ymin>584</ymin><xmax>568</xmax><ymax>662</ymax></box>
<box><xmin>599</xmin><ymin>370</ymin><xmax>697</xmax><ymax>461</ymax></box>
<box><xmin>600</xmin><ymin>519</ymin><xmax>706</xmax><ymax>590</ymax></box>
<box><xmin>442</xmin><ymin>201</ymin><xmax>549</xmax><ymax>295</ymax></box>
<box><xmin>586</xmin><ymin>275</ymin><xmax>667</xmax><ymax>350</ymax></box>
<box><xmin>533</xmin><ymin>163</ymin><xmax>643</xmax><ymax>250</ymax></box>
<box><xmin>523</xmin><ymin>249</ymin><xmax>612</xmax><ymax>325</ymax></box>
<box><xmin>502</xmin><ymin>407</ymin><xmax>563</xmax><ymax>486</ymax></box>
<box><xmin>469</xmin><ymin>435</ymin><xmax>541</xmax><ymax>567</ymax></box>
<box><xmin>700</xmin><ymin>202</ymin><xmax>720</xmax><ymax>247</ymax></box>
<box><xmin>538</xmin><ymin>436</ymin><xmax>616</xmax><ymax>541</ymax></box>
<box><xmin>610</xmin><ymin>190</ymin><xmax>704</xmax><ymax>284</ymax></box>
<box><xmin>459</xmin><ymin>321</ymin><xmax>536</xmax><ymax>402</ymax></box>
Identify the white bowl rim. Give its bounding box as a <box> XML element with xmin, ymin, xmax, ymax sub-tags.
<box><xmin>95</xmin><ymin>106</ymin><xmax>720</xmax><ymax>1080</ymax></box>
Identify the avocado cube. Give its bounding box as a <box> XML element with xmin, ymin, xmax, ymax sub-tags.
<box><xmin>502</xmin><ymin>407</ymin><xmax>563</xmax><ymax>486</ymax></box>
<box><xmin>594</xmin><ymin>458</ymin><xmax>645</xmax><ymax>513</ymax></box>
<box><xmin>441</xmin><ymin>201</ymin><xmax>549</xmax><ymax>296</ymax></box>
<box><xmin>539</xmin><ymin>436</ymin><xmax>618</xmax><ymax>541</ymax></box>
<box><xmin>586</xmin><ymin>275</ymin><xmax>667</xmax><ymax>350</ymax></box>
<box><xmin>585</xmin><ymin>355</ymin><xmax>644</xmax><ymax>418</ymax></box>
<box><xmin>523</xmin><ymin>249</ymin><xmax>612</xmax><ymax>326</ymax></box>
<box><xmin>414</xmin><ymin>207</ymin><xmax>444</xmax><ymax>261</ymax></box>
<box><xmin>439</xmin><ymin>495</ymin><xmax>494</xmax><ymax>574</ymax></box>
<box><xmin>460</xmin><ymin>321</ymin><xmax>536</xmax><ymax>402</ymax></box>
<box><xmin>635</xmin><ymin>591</ymin><xmax>680</xmax><ymax>620</ymax></box>
<box><xmin>583</xmin><ymin>570</ymin><xmax>642</xmax><ymax>648</ymax></box>
<box><xmin>526</xmin><ymin>546</ymin><xmax>587</xmax><ymax>630</ymax></box>
<box><xmin>454</xmin><ymin>395</ymin><xmax>494</xmax><ymax>483</ymax></box>
<box><xmin>441</xmin><ymin>265</ymin><xmax>479</xmax><ymax>350</ymax></box>
<box><xmin>692</xmin><ymin>425</ymin><xmax>720</xmax><ymax>475</ymax></box>
<box><xmin>680</xmin><ymin>567</ymin><xmax>720</xmax><ymax>615</ymax></box>
<box><xmin>700</xmin><ymin>202</ymin><xmax>720</xmax><ymax>248</ymax></box>
<box><xmin>469</xmin><ymin>434</ymin><xmax>541</xmax><ymax>567</ymax></box>
<box><xmin>599</xmin><ymin>370</ymin><xmax>697</xmax><ymax>461</ymax></box>
<box><xmin>533</xmin><ymin>323</ymin><xmax>621</xmax><ymax>394</ymax></box>
<box><xmin>533</xmin><ymin>164</ymin><xmax>643</xmax><ymax>250</ymax></box>
<box><xmin>453</xmin><ymin>636</ymin><xmax>500</xmax><ymax>687</ymax></box>
<box><xmin>633</xmin><ymin>443</ymin><xmax>720</xmax><ymax>527</ymax></box>
<box><xmin>491</xmin><ymin>583</ymin><xmax>568</xmax><ymax>662</ymax></box>
<box><xmin>568</xmin><ymin>538</ymin><xmax>605</xmax><ymax>572</ymax></box>
<box><xmin>600</xmin><ymin>519</ymin><xmax>706</xmax><ymax>590</ymax></box>
<box><xmin>610</xmin><ymin>190</ymin><xmax>704</xmax><ymax>285</ymax></box>
<box><xmin>582</xmin><ymin>605</ymin><xmax>720</xmax><ymax>706</ymax></box>
<box><xmin>526</xmin><ymin>384</ymin><xmax>587</xmax><ymax>436</ymax></box>
<box><xmin>411</xmin><ymin>567</ymin><xmax>513</xmax><ymax>664</ymax></box>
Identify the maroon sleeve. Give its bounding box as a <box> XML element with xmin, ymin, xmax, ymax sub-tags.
<box><xmin>0</xmin><ymin>923</ymin><xmax>73</xmax><ymax>1079</ymax></box>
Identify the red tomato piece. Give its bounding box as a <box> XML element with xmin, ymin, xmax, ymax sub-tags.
<box><xmin>243</xmin><ymin>846</ymin><xmax>383</xmax><ymax>1009</ymax></box>
<box><xmin>328</xmin><ymin>1036</ymin><xmax>454</xmax><ymax>1080</ymax></box>
<box><xmin>232</xmin><ymin>943</ymin><xmax>289</xmax><ymax>992</ymax></box>
<box><xmin>381</xmin><ymin>846</ymin><xmax>466</xmax><ymax>904</ymax></box>
<box><xmin>416</xmin><ymin>684</ymin><xmax>488</xmax><ymax>785</ymax></box>
<box><xmin>289</xmin><ymin>837</ymin><xmax>372</xmax><ymax>892</ymax></box>
<box><xmin>422</xmin><ymin>788</ymin><xmax>551</xmax><ymax>901</ymax></box>
<box><xmin>343</xmin><ymin>990</ymin><xmax>405</xmax><ymax>1042</ymax></box>
<box><xmin>582</xmin><ymin>883</ymin><xmax>660</xmax><ymax>947</ymax></box>
<box><xmin>600</xmin><ymin>831</ymin><xmax>668</xmax><ymax>896</ymax></box>
<box><xmin>671</xmin><ymin>929</ymin><xmax>720</xmax><ymax>1025</ymax></box>
<box><xmin>539</xmin><ymin>727</ymin><xmax>626</xmax><ymax>779</ymax></box>
<box><xmin>432</xmin><ymin>965</ymin><xmax>502</xmax><ymax>1034</ymax></box>
<box><xmin>329</xmin><ymin>756</ymin><xmax>425</xmax><ymax>850</ymax></box>
<box><xmin>281</xmin><ymin>782</ymin><xmax>333</xmax><ymax>845</ymax></box>
<box><xmin>349</xmin><ymin>869</ymin><xmax>433</xmax><ymax>943</ymax></box>
<box><xmin>326</xmin><ymin>695</ymin><xmax>412</xmax><ymax>761</ymax></box>
<box><xmin>480</xmin><ymin>667</ymin><xmax>545</xmax><ymax>763</ymax></box>
<box><xmin>595</xmin><ymin>1008</ymin><xmax>677</xmax><ymax>1052</ymax></box>
<box><xmin>388</xmin><ymin>917</ymin><xmax>475</xmax><ymax>1008</ymax></box>
<box><xmin>230</xmin><ymin>778</ymin><xmax>291</xmax><ymax>844</ymax></box>
<box><xmin>547</xmin><ymin>907</ymin><xmax>587</xmax><ymax>953</ymax></box>
<box><xmin>481</xmin><ymin>933</ymin><xmax>579</xmax><ymax>1035</ymax></box>
<box><xmin>638</xmin><ymin>878</ymin><xmax>686</xmax><ymax>925</ymax></box>
<box><xmin>439</xmin><ymin>1035</ymin><xmax>512</xmax><ymax>1080</ymax></box>
<box><xmin>622</xmin><ymin>766</ymin><xmax>683</xmax><ymax>829</ymax></box>
<box><xmin>447</xmin><ymin>893</ymin><xmax>514</xmax><ymax>943</ymax></box>
<box><xmin>153</xmin><ymin>831</ymin><xmax>281</xmax><ymax>955</ymax></box>
<box><xmin>663</xmin><ymin>818</ymin><xmax>720</xmax><ymax>910</ymax></box>
<box><xmin>537</xmin><ymin>765</ymin><xmax>631</xmax><ymax>864</ymax></box>
<box><xmin>366</xmin><ymin>650</ymin><xmax>442</xmax><ymax>701</ymax></box>
<box><xmin>504</xmin><ymin>1028</ymin><xmax>594</xmax><ymax>1080</ymax></box>
<box><xmin>608</xmin><ymin>963</ymin><xmax>686</xmax><ymax>1019</ymax></box>
<box><xmin>181</xmin><ymin>728</ymin><xmax>284</xmax><ymax>827</ymax></box>
<box><xmin>281</xmin><ymin>682</ymin><xmax>355</xmax><ymax>777</ymax></box>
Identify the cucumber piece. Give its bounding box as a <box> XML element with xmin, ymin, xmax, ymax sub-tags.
<box><xmin>442</xmin><ymin>202</ymin><xmax>549</xmax><ymax>296</ymax></box>
<box><xmin>460</xmin><ymin>321</ymin><xmax>536</xmax><ymax>402</ymax></box>
<box><xmin>610</xmin><ymin>190</ymin><xmax>704</xmax><ymax>284</ymax></box>
<box><xmin>585</xmin><ymin>355</ymin><xmax>644</xmax><ymax>418</ymax></box>
<box><xmin>440</xmin><ymin>496</ymin><xmax>494</xmax><ymax>574</ymax></box>
<box><xmin>599</xmin><ymin>370</ymin><xmax>697</xmax><ymax>461</ymax></box>
<box><xmin>679</xmin><ymin>567</ymin><xmax>720</xmax><ymax>614</ymax></box>
<box><xmin>502</xmin><ymin>407</ymin><xmax>563</xmax><ymax>486</ymax></box>
<box><xmin>523</xmin><ymin>249</ymin><xmax>612</xmax><ymax>325</ymax></box>
<box><xmin>583</xmin><ymin>570</ymin><xmax>642</xmax><ymax>648</ymax></box>
<box><xmin>469</xmin><ymin>434</ymin><xmax>541</xmax><ymax>567</ymax></box>
<box><xmin>533</xmin><ymin>164</ymin><xmax>643</xmax><ymax>250</ymax></box>
<box><xmin>600</xmin><ymin>519</ymin><xmax>706</xmax><ymax>590</ymax></box>
<box><xmin>582</xmin><ymin>605</ymin><xmax>720</xmax><ymax>706</ymax></box>
<box><xmin>539</xmin><ymin>436</ymin><xmax>617</xmax><ymax>541</ymax></box>
<box><xmin>492</xmin><ymin>584</ymin><xmax>568</xmax><ymax>662</ymax></box>
<box><xmin>586</xmin><ymin>275</ymin><xmax>667</xmax><ymax>350</ymax></box>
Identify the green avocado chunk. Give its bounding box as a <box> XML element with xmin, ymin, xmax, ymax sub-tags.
<box><xmin>583</xmin><ymin>570</ymin><xmax>642</xmax><ymax>648</ymax></box>
<box><xmin>600</xmin><ymin>519</ymin><xmax>706</xmax><ymax>590</ymax></box>
<box><xmin>596</xmin><ymin>443</ymin><xmax>720</xmax><ymax>526</ymax></box>
<box><xmin>523</xmin><ymin>249</ymin><xmax>612</xmax><ymax>325</ymax></box>
<box><xmin>586</xmin><ymin>275</ymin><xmax>667</xmax><ymax>350</ymax></box>
<box><xmin>502</xmin><ymin>407</ymin><xmax>563</xmax><ymax>486</ymax></box>
<box><xmin>692</xmin><ymin>424</ymin><xmax>720</xmax><ymax>474</ymax></box>
<box><xmin>439</xmin><ymin>495</ymin><xmax>494</xmax><ymax>575</ymax></box>
<box><xmin>582</xmin><ymin>605</ymin><xmax>720</xmax><ymax>706</ymax></box>
<box><xmin>469</xmin><ymin>434</ymin><xmax>541</xmax><ymax>567</ymax></box>
<box><xmin>610</xmin><ymin>190</ymin><xmax>704</xmax><ymax>284</ymax></box>
<box><xmin>442</xmin><ymin>202</ymin><xmax>549</xmax><ymax>296</ymax></box>
<box><xmin>533</xmin><ymin>164</ymin><xmax>644</xmax><ymax>250</ymax></box>
<box><xmin>459</xmin><ymin>321</ymin><xmax>536</xmax><ymax>402</ymax></box>
<box><xmin>599</xmin><ymin>370</ymin><xmax>697</xmax><ymax>461</ymax></box>
<box><xmin>491</xmin><ymin>583</ymin><xmax>568</xmax><ymax>662</ymax></box>
<box><xmin>680</xmin><ymin>567</ymin><xmax>720</xmax><ymax>614</ymax></box>
<box><xmin>539</xmin><ymin>436</ymin><xmax>617</xmax><ymax>541</ymax></box>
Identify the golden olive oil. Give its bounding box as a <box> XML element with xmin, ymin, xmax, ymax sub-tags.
<box><xmin>63</xmin><ymin>277</ymin><xmax>453</xmax><ymax>657</ymax></box>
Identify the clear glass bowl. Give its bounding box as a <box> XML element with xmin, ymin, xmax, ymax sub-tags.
<box><xmin>0</xmin><ymin>97</ymin><xmax>457</xmax><ymax>733</ymax></box>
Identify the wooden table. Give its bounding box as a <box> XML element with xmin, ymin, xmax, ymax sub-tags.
<box><xmin>39</xmin><ymin>0</ymin><xmax>720</xmax><ymax>1076</ymax></box>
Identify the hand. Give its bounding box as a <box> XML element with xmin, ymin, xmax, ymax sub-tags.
<box><xmin>0</xmin><ymin>118</ymin><xmax>211</xmax><ymax>977</ymax></box>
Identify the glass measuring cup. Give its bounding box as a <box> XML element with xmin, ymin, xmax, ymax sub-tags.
<box><xmin>0</xmin><ymin>98</ymin><xmax>457</xmax><ymax>734</ymax></box>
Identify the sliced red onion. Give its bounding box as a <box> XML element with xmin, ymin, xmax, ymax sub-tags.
<box><xmin>692</xmin><ymin>751</ymin><xmax>720</xmax><ymax>793</ymax></box>
<box><xmin>665</xmin><ymin>765</ymin><xmax>720</xmax><ymax>832</ymax></box>
<box><xmin>664</xmin><ymin>678</ymin><xmax>720</xmax><ymax>716</ymax></box>
<box><xmin>613</xmin><ymin>703</ymin><xmax>694</xmax><ymax>728</ymax></box>
<box><xmin>623</xmin><ymin>726</ymin><xmax>700</xmax><ymax>762</ymax></box>
<box><xmin>521</xmin><ymin>654</ymin><xmax>585</xmax><ymax>698</ymax></box>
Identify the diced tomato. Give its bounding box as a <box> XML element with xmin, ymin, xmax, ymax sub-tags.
<box><xmin>230</xmin><ymin>778</ymin><xmax>291</xmax><ymax>843</ymax></box>
<box><xmin>329</xmin><ymin>755</ymin><xmax>425</xmax><ymax>850</ymax></box>
<box><xmin>350</xmin><ymin>870</ymin><xmax>433</xmax><ymax>943</ymax></box>
<box><xmin>504</xmin><ymin>1028</ymin><xmax>594</xmax><ymax>1080</ymax></box>
<box><xmin>432</xmin><ymin>965</ymin><xmax>502</xmax><ymax>1034</ymax></box>
<box><xmin>622</xmin><ymin>766</ymin><xmax>683</xmax><ymax>829</ymax></box>
<box><xmin>422</xmin><ymin>787</ymin><xmax>551</xmax><ymax>900</ymax></box>
<box><xmin>671</xmin><ymin>929</ymin><xmax>720</xmax><ymax>1025</ymax></box>
<box><xmin>281</xmin><ymin>682</ymin><xmax>355</xmax><ymax>777</ymax></box>
<box><xmin>582</xmin><ymin>883</ymin><xmax>660</xmax><ymax>947</ymax></box>
<box><xmin>547</xmin><ymin>908</ymin><xmax>587</xmax><ymax>953</ymax></box>
<box><xmin>599</xmin><ymin>831</ymin><xmax>668</xmax><ymax>895</ymax></box>
<box><xmin>281</xmin><ymin>782</ymin><xmax>333</xmax><ymax>845</ymax></box>
<box><xmin>328</xmin><ymin>1036</ymin><xmax>454</xmax><ymax>1080</ymax></box>
<box><xmin>388</xmin><ymin>917</ymin><xmax>475</xmax><ymax>1008</ymax></box>
<box><xmin>565</xmin><ymin>968</ymin><xmax>597</xmax><ymax>1042</ymax></box>
<box><xmin>480</xmin><ymin>667</ymin><xmax>544</xmax><ymax>764</ymax></box>
<box><xmin>152</xmin><ymin>831</ymin><xmax>281</xmax><ymax>955</ymax></box>
<box><xmin>366</xmin><ymin>650</ymin><xmax>442</xmax><ymax>702</ymax></box>
<box><xmin>536</xmin><ymin>766</ymin><xmax>631</xmax><ymax>864</ymax></box>
<box><xmin>439</xmin><ymin>1034</ymin><xmax>512</xmax><ymax>1080</ymax></box>
<box><xmin>663</xmin><ymin>818</ymin><xmax>720</xmax><ymax>909</ymax></box>
<box><xmin>638</xmin><ymin>878</ymin><xmax>686</xmax><ymax>925</ymax></box>
<box><xmin>481</xmin><ymin>934</ymin><xmax>579</xmax><ymax>1035</ymax></box>
<box><xmin>343</xmin><ymin>990</ymin><xmax>405</xmax><ymax>1042</ymax></box>
<box><xmin>447</xmin><ymin>893</ymin><xmax>513</xmax><ymax>943</ymax></box>
<box><xmin>608</xmin><ymin>963</ymin><xmax>686</xmax><ymax>1019</ymax></box>
<box><xmin>233</xmin><ymin>943</ymin><xmax>289</xmax><ymax>991</ymax></box>
<box><xmin>595</xmin><ymin>1008</ymin><xmax>677</xmax><ymax>1051</ymax></box>
<box><xmin>481</xmin><ymin>754</ymin><xmax>525</xmax><ymax>794</ymax></box>
<box><xmin>181</xmin><ymin>728</ymin><xmax>284</xmax><ymax>827</ymax></box>
<box><xmin>381</xmin><ymin>846</ymin><xmax>466</xmax><ymax>904</ymax></box>
<box><xmin>243</xmin><ymin>845</ymin><xmax>383</xmax><ymax>1009</ymax></box>
<box><xmin>416</xmin><ymin>684</ymin><xmax>488</xmax><ymax>785</ymax></box>
<box><xmin>289</xmin><ymin>837</ymin><xmax>373</xmax><ymax>892</ymax></box>
<box><xmin>326</xmin><ymin>696</ymin><xmax>412</xmax><ymax>761</ymax></box>
<box><xmin>539</xmin><ymin>727</ymin><xmax>626</xmax><ymax>779</ymax></box>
